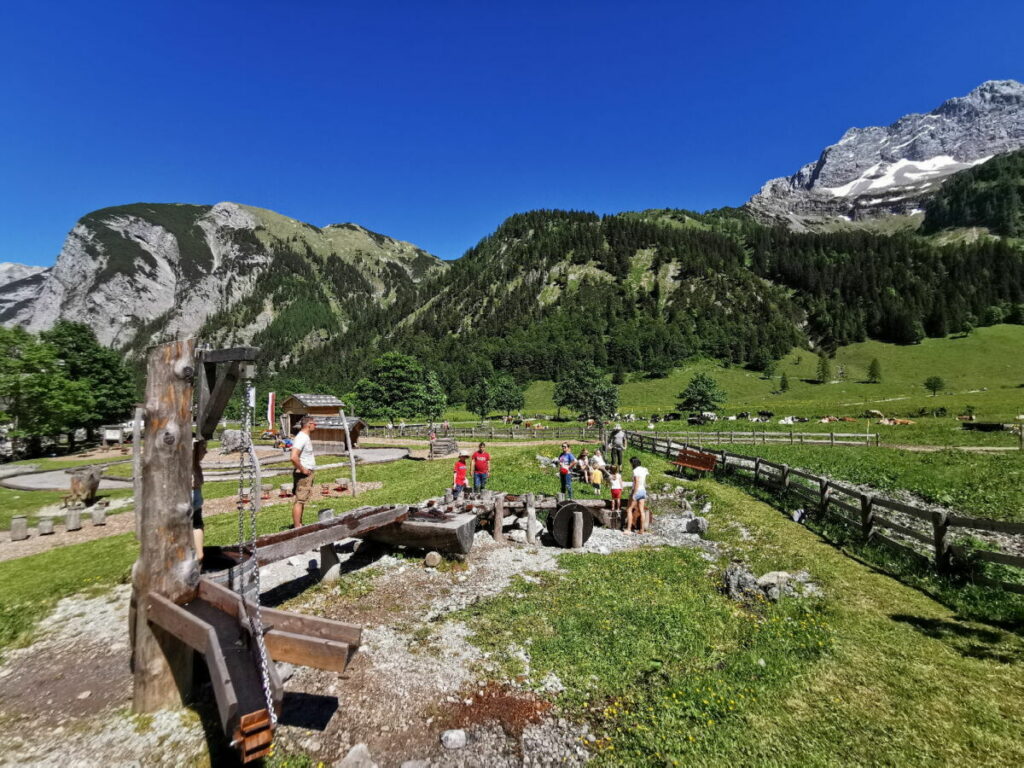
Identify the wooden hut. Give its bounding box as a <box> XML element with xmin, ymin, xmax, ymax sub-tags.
<box><xmin>280</xmin><ymin>393</ymin><xmax>365</xmax><ymax>450</ymax></box>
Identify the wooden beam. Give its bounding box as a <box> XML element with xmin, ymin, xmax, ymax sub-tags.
<box><xmin>247</xmin><ymin>505</ymin><xmax>409</xmax><ymax>565</ymax></box>
<box><xmin>131</xmin><ymin>339</ymin><xmax>198</xmax><ymax>714</ymax></box>
<box><xmin>361</xmin><ymin>512</ymin><xmax>477</xmax><ymax>555</ymax></box>
<box><xmin>199</xmin><ymin>577</ymin><xmax>363</xmax><ymax>647</ymax></box>
<box><xmin>198</xmin><ymin>360</ymin><xmax>240</xmax><ymax>439</ymax></box>
<box><xmin>202</xmin><ymin>346</ymin><xmax>260</xmax><ymax>363</ymax></box>
<box><xmin>264</xmin><ymin>630</ymin><xmax>350</xmax><ymax>674</ymax></box>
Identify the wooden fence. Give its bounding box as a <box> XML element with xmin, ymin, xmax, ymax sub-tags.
<box><xmin>635</xmin><ymin>428</ymin><xmax>879</xmax><ymax>447</ymax></box>
<box><xmin>627</xmin><ymin>431</ymin><xmax>1024</xmax><ymax>595</ymax></box>
<box><xmin>363</xmin><ymin>425</ymin><xmax>604</xmax><ymax>441</ymax></box>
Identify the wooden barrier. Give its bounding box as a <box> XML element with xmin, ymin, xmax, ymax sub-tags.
<box><xmin>625</xmin><ymin>430</ymin><xmax>1024</xmax><ymax>595</ymax></box>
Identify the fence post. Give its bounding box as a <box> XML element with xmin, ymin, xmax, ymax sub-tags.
<box><xmin>720</xmin><ymin>449</ymin><xmax>728</xmax><ymax>474</ymax></box>
<box><xmin>860</xmin><ymin>493</ymin><xmax>874</xmax><ymax>540</ymax></box>
<box><xmin>790</xmin><ymin>430</ymin><xmax>794</xmax><ymax>444</ymax></box>
<box><xmin>780</xmin><ymin>463</ymin><xmax>790</xmax><ymax>489</ymax></box>
<box><xmin>819</xmin><ymin>478</ymin><xmax>831</xmax><ymax>516</ymax></box>
<box><xmin>830</xmin><ymin>431</ymin><xmax>835</xmax><ymax>447</ymax></box>
<box><xmin>932</xmin><ymin>511</ymin><xmax>950</xmax><ymax>574</ymax></box>
<box><xmin>753</xmin><ymin>457</ymin><xmax>761</xmax><ymax>483</ymax></box>
<box><xmin>492</xmin><ymin>495</ymin><xmax>505</xmax><ymax>544</ymax></box>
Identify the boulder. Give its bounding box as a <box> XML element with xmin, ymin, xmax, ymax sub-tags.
<box><xmin>424</xmin><ymin>551</ymin><xmax>443</xmax><ymax>568</ymax></box>
<box><xmin>757</xmin><ymin>571</ymin><xmax>793</xmax><ymax>602</ymax></box>
<box><xmin>335</xmin><ymin>743</ymin><xmax>378</xmax><ymax>768</ymax></box>
<box><xmin>219</xmin><ymin>429</ymin><xmax>244</xmax><ymax>453</ymax></box>
<box><xmin>685</xmin><ymin>517</ymin><xmax>709</xmax><ymax>535</ymax></box>
<box><xmin>723</xmin><ymin>562</ymin><xmax>760</xmax><ymax>600</ymax></box>
<box><xmin>441</xmin><ymin>729</ymin><xmax>467</xmax><ymax>749</ymax></box>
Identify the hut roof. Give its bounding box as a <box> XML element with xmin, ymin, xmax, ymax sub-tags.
<box><xmin>287</xmin><ymin>393</ymin><xmax>344</xmax><ymax>408</ymax></box>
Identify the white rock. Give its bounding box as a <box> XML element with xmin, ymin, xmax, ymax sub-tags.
<box><xmin>335</xmin><ymin>742</ymin><xmax>378</xmax><ymax>768</ymax></box>
<box><xmin>424</xmin><ymin>551</ymin><xmax>442</xmax><ymax>568</ymax></box>
<box><xmin>76</xmin><ymin>690</ymin><xmax>91</xmax><ymax>700</ymax></box>
<box><xmin>441</xmin><ymin>729</ymin><xmax>467</xmax><ymax>749</ymax></box>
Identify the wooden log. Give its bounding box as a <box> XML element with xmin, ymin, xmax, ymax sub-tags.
<box><xmin>525</xmin><ymin>493</ymin><xmax>538</xmax><ymax>545</ymax></box>
<box><xmin>38</xmin><ymin>517</ymin><xmax>55</xmax><ymax>535</ymax></box>
<box><xmin>263</xmin><ymin>629</ymin><xmax>350</xmax><ymax>674</ymax></box>
<box><xmin>91</xmin><ymin>507</ymin><xmax>107</xmax><ymax>526</ymax></box>
<box><xmin>361</xmin><ymin>512</ymin><xmax>478</xmax><ymax>555</ymax></box>
<box><xmin>571</xmin><ymin>510</ymin><xmax>584</xmax><ymax>549</ymax></box>
<box><xmin>65</xmin><ymin>506</ymin><xmax>82</xmax><ymax>531</ymax></box>
<box><xmin>131</xmin><ymin>338</ymin><xmax>198</xmax><ymax>714</ymax></box>
<box><xmin>10</xmin><ymin>515</ymin><xmax>28</xmax><ymax>541</ymax></box>
<box><xmin>251</xmin><ymin>505</ymin><xmax>409</xmax><ymax>565</ymax></box>
<box><xmin>492</xmin><ymin>496</ymin><xmax>505</xmax><ymax>544</ymax></box>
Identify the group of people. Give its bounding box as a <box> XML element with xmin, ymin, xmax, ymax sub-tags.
<box><xmin>451</xmin><ymin>442</ymin><xmax>491</xmax><ymax>499</ymax></box>
<box><xmin>555</xmin><ymin>441</ymin><xmax>650</xmax><ymax>533</ymax></box>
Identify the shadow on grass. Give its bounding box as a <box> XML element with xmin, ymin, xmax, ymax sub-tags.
<box><xmin>890</xmin><ymin>613</ymin><xmax>1024</xmax><ymax>664</ymax></box>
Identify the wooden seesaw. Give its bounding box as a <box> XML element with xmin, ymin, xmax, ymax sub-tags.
<box><xmin>129</xmin><ymin>340</ymin><xmax>387</xmax><ymax>762</ymax></box>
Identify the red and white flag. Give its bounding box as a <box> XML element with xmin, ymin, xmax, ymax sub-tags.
<box><xmin>267</xmin><ymin>392</ymin><xmax>276</xmax><ymax>430</ymax></box>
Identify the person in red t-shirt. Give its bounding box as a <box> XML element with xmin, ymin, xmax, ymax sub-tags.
<box><xmin>452</xmin><ymin>451</ymin><xmax>469</xmax><ymax>499</ymax></box>
<box><xmin>471</xmin><ymin>442</ymin><xmax>491</xmax><ymax>491</ymax></box>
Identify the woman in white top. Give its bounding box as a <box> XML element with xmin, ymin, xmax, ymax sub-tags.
<box><xmin>590</xmin><ymin>449</ymin><xmax>606</xmax><ymax>470</ymax></box>
<box><xmin>625</xmin><ymin>456</ymin><xmax>650</xmax><ymax>534</ymax></box>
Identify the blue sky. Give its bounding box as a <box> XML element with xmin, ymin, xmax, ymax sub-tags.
<box><xmin>2</xmin><ymin>0</ymin><xmax>1022</xmax><ymax>265</ymax></box>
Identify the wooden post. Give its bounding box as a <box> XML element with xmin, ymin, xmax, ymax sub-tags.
<box><xmin>753</xmin><ymin>457</ymin><xmax>761</xmax><ymax>484</ymax></box>
<box><xmin>131</xmin><ymin>339</ymin><xmax>198</xmax><ymax>714</ymax></box>
<box><xmin>780</xmin><ymin>464</ymin><xmax>790</xmax><ymax>489</ymax></box>
<box><xmin>571</xmin><ymin>509</ymin><xmax>584</xmax><ymax>549</ymax></box>
<box><xmin>339</xmin><ymin>403</ymin><xmax>358</xmax><ymax>497</ymax></box>
<box><xmin>819</xmin><ymin>478</ymin><xmax>831</xmax><ymax>516</ymax></box>
<box><xmin>65</xmin><ymin>506</ymin><xmax>82</xmax><ymax>531</ymax></box>
<box><xmin>132</xmin><ymin>404</ymin><xmax>144</xmax><ymax>539</ymax></box>
<box><xmin>525</xmin><ymin>493</ymin><xmax>538</xmax><ymax>545</ymax></box>
<box><xmin>492</xmin><ymin>495</ymin><xmax>504</xmax><ymax>543</ymax></box>
<box><xmin>10</xmin><ymin>515</ymin><xmax>27</xmax><ymax>541</ymax></box>
<box><xmin>830</xmin><ymin>431</ymin><xmax>835</xmax><ymax>447</ymax></box>
<box><xmin>932</xmin><ymin>511</ymin><xmax>950</xmax><ymax>574</ymax></box>
<box><xmin>860</xmin><ymin>493</ymin><xmax>874</xmax><ymax>540</ymax></box>
<box><xmin>790</xmin><ymin>430</ymin><xmax>794</xmax><ymax>444</ymax></box>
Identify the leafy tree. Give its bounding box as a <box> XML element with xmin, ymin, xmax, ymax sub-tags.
<box><xmin>677</xmin><ymin>372</ymin><xmax>726</xmax><ymax>412</ymax></box>
<box><xmin>816</xmin><ymin>352</ymin><xmax>831</xmax><ymax>384</ymax></box>
<box><xmin>867</xmin><ymin>358</ymin><xmax>882</xmax><ymax>384</ymax></box>
<box><xmin>465</xmin><ymin>381</ymin><xmax>493</xmax><ymax>421</ymax></box>
<box><xmin>779</xmin><ymin>372</ymin><xmax>790</xmax><ymax>392</ymax></box>
<box><xmin>351</xmin><ymin>352</ymin><xmax>438</xmax><ymax>419</ymax></box>
<box><xmin>0</xmin><ymin>327</ymin><xmax>95</xmax><ymax>452</ymax></box>
<box><xmin>40</xmin><ymin>321</ymin><xmax>135</xmax><ymax>434</ymax></box>
<box><xmin>924</xmin><ymin>376</ymin><xmax>945</xmax><ymax>397</ymax></box>
<box><xmin>554</xmin><ymin>363</ymin><xmax>619</xmax><ymax>423</ymax></box>
<box><xmin>490</xmin><ymin>373</ymin><xmax>524</xmax><ymax>417</ymax></box>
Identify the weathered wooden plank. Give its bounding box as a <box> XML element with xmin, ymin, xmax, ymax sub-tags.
<box><xmin>362</xmin><ymin>512</ymin><xmax>477</xmax><ymax>555</ymax></box>
<box><xmin>969</xmin><ymin>575</ymin><xmax>1024</xmax><ymax>595</ymax></box>
<box><xmin>829</xmin><ymin>482</ymin><xmax>862</xmax><ymax>499</ymax></box>
<box><xmin>198</xmin><ymin>360</ymin><xmax>240</xmax><ymax>439</ymax></box>
<box><xmin>949</xmin><ymin>545</ymin><xmax>1024</xmax><ymax>570</ymax></box>
<box><xmin>264</xmin><ymin>629</ymin><xmax>350</xmax><ymax>673</ymax></box>
<box><xmin>199</xmin><ymin>577</ymin><xmax>363</xmax><ymax>647</ymax></box>
<box><xmin>869</xmin><ymin>530</ymin><xmax>930</xmax><ymax>562</ymax></box>
<box><xmin>787</xmin><ymin>467</ymin><xmax>820</xmax><ymax>481</ymax></box>
<box><xmin>871</xmin><ymin>497</ymin><xmax>934</xmax><ymax>521</ymax></box>
<box><xmin>947</xmin><ymin>515</ymin><xmax>1024</xmax><ymax>535</ymax></box>
<box><xmin>202</xmin><ymin>346</ymin><xmax>260</xmax><ymax>363</ymax></box>
<box><xmin>253</xmin><ymin>506</ymin><xmax>409</xmax><ymax>565</ymax></box>
<box><xmin>873</xmin><ymin>516</ymin><xmax>934</xmax><ymax>545</ymax></box>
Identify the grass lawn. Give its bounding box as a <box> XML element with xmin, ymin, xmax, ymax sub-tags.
<box><xmin>462</xmin><ymin>475</ymin><xmax>1024</xmax><ymax>766</ymax></box>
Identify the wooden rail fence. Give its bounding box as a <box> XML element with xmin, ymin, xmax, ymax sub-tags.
<box><xmin>627</xmin><ymin>431</ymin><xmax>1024</xmax><ymax>595</ymax></box>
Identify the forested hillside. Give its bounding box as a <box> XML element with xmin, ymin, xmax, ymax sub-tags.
<box><xmin>922</xmin><ymin>149</ymin><xmax>1024</xmax><ymax>236</ymax></box>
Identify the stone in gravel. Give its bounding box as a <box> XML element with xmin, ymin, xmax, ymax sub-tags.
<box><xmin>685</xmin><ymin>517</ymin><xmax>709</xmax><ymax>535</ymax></box>
<box><xmin>276</xmin><ymin>662</ymin><xmax>295</xmax><ymax>682</ymax></box>
<box><xmin>424</xmin><ymin>551</ymin><xmax>442</xmax><ymax>568</ymax></box>
<box><xmin>76</xmin><ymin>690</ymin><xmax>91</xmax><ymax>700</ymax></box>
<box><xmin>441</xmin><ymin>729</ymin><xmax>468</xmax><ymax>749</ymax></box>
<box><xmin>336</xmin><ymin>742</ymin><xmax>378</xmax><ymax>768</ymax></box>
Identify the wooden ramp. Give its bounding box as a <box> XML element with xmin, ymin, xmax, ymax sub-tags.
<box><xmin>146</xmin><ymin>577</ymin><xmax>362</xmax><ymax>763</ymax></box>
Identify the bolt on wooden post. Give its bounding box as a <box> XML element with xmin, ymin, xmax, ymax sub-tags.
<box><xmin>130</xmin><ymin>339</ymin><xmax>198</xmax><ymax>714</ymax></box>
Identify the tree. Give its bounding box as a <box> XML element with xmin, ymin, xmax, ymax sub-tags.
<box><xmin>779</xmin><ymin>372</ymin><xmax>790</xmax><ymax>392</ymax></box>
<box><xmin>40</xmin><ymin>321</ymin><xmax>135</xmax><ymax>434</ymax></box>
<box><xmin>490</xmin><ymin>373</ymin><xmax>524</xmax><ymax>417</ymax></box>
<box><xmin>465</xmin><ymin>380</ymin><xmax>493</xmax><ymax>421</ymax></box>
<box><xmin>762</xmin><ymin>359</ymin><xmax>777</xmax><ymax>380</ymax></box>
<box><xmin>553</xmin><ymin>363</ymin><xmax>619</xmax><ymax>423</ymax></box>
<box><xmin>351</xmin><ymin>352</ymin><xmax>437</xmax><ymax>419</ymax></box>
<box><xmin>0</xmin><ymin>327</ymin><xmax>95</xmax><ymax>453</ymax></box>
<box><xmin>924</xmin><ymin>376</ymin><xmax>945</xmax><ymax>397</ymax></box>
<box><xmin>422</xmin><ymin>372</ymin><xmax>448</xmax><ymax>420</ymax></box>
<box><xmin>816</xmin><ymin>352</ymin><xmax>831</xmax><ymax>384</ymax></box>
<box><xmin>677</xmin><ymin>372</ymin><xmax>726</xmax><ymax>412</ymax></box>
<box><xmin>867</xmin><ymin>358</ymin><xmax>882</xmax><ymax>384</ymax></box>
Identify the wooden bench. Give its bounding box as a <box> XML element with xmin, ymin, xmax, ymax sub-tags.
<box><xmin>671</xmin><ymin>448</ymin><xmax>718</xmax><ymax>475</ymax></box>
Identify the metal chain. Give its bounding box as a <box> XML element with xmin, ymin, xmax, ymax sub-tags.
<box><xmin>237</xmin><ymin>378</ymin><xmax>278</xmax><ymax>727</ymax></box>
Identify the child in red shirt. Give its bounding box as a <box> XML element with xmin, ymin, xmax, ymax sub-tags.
<box><xmin>471</xmin><ymin>442</ymin><xmax>490</xmax><ymax>491</ymax></box>
<box><xmin>452</xmin><ymin>451</ymin><xmax>469</xmax><ymax>499</ymax></box>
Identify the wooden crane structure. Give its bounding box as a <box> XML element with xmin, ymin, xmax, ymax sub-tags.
<box><xmin>128</xmin><ymin>340</ymin><xmax>403</xmax><ymax>762</ymax></box>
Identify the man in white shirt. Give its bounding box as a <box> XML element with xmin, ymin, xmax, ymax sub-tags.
<box><xmin>290</xmin><ymin>416</ymin><xmax>317</xmax><ymax>527</ymax></box>
<box><xmin>625</xmin><ymin>456</ymin><xmax>650</xmax><ymax>534</ymax></box>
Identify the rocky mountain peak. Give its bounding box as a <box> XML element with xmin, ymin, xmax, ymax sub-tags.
<box><xmin>747</xmin><ymin>79</ymin><xmax>1024</xmax><ymax>228</ymax></box>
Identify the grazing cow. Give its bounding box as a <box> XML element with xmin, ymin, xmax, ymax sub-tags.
<box><xmin>838</xmin><ymin>416</ymin><xmax>858</xmax><ymax>423</ymax></box>
<box><xmin>778</xmin><ymin>416</ymin><xmax>795</xmax><ymax>425</ymax></box>
<box><xmin>866</xmin><ymin>409</ymin><xmax>885</xmax><ymax>419</ymax></box>
<box><xmin>757</xmin><ymin>410</ymin><xmax>775</xmax><ymax>419</ymax></box>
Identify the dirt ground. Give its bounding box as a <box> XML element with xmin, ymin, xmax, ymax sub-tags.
<box><xmin>0</xmin><ymin>496</ymin><xmax>710</xmax><ymax>767</ymax></box>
